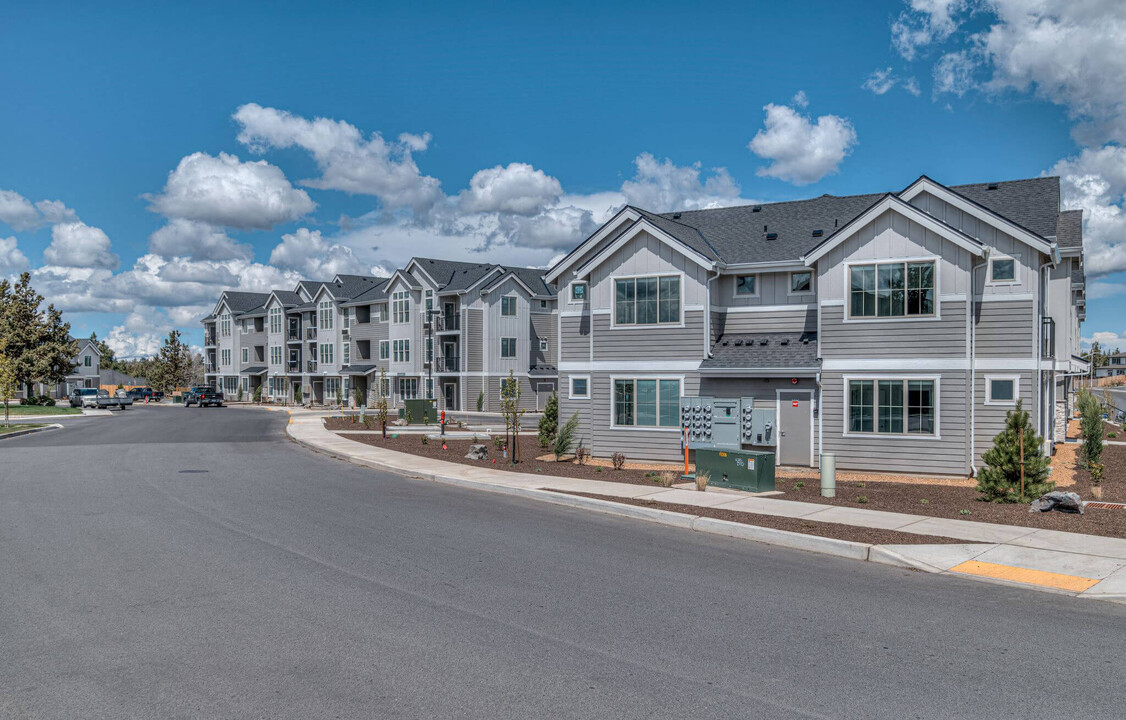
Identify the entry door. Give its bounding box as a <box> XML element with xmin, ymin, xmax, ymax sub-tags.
<box><xmin>444</xmin><ymin>382</ymin><xmax>456</xmax><ymax>410</ymax></box>
<box><xmin>778</xmin><ymin>391</ymin><xmax>812</xmax><ymax>466</ymax></box>
<box><xmin>536</xmin><ymin>383</ymin><xmax>553</xmax><ymax>411</ymax></box>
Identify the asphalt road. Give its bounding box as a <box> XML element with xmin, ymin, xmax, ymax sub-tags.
<box><xmin>3</xmin><ymin>407</ymin><xmax>1125</xmax><ymax>719</ymax></box>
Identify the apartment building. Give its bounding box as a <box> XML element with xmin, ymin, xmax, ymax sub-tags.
<box><xmin>1094</xmin><ymin>353</ymin><xmax>1126</xmax><ymax>379</ymax></box>
<box><xmin>203</xmin><ymin>258</ymin><xmax>558</xmax><ymax>411</ymax></box>
<box><xmin>545</xmin><ymin>175</ymin><xmax>1087</xmax><ymax>476</ymax></box>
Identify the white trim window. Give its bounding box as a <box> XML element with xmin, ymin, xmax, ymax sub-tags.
<box><xmin>392</xmin><ymin>339</ymin><xmax>410</xmax><ymax>363</ymax></box>
<box><xmin>380</xmin><ymin>377</ymin><xmax>391</xmax><ymax>397</ymax></box>
<box><xmin>377</xmin><ymin>303</ymin><xmax>388</xmax><ymax>322</ymax></box>
<box><xmin>343</xmin><ymin>341</ymin><xmax>350</xmax><ymax>365</ymax></box>
<box><xmin>849</xmin><ymin>260</ymin><xmax>935</xmax><ymax>318</ymax></box>
<box><xmin>325</xmin><ymin>377</ymin><xmax>340</xmax><ymax>400</ymax></box>
<box><xmin>734</xmin><ymin>274</ymin><xmax>758</xmax><ymax>296</ymax></box>
<box><xmin>989</xmin><ymin>255</ymin><xmax>1019</xmax><ymax>285</ymax></box>
<box><xmin>539</xmin><ymin>338</ymin><xmax>548</xmax><ymax>352</ymax></box>
<box><xmin>500</xmin><ymin>337</ymin><xmax>517</xmax><ymax>358</ymax></box>
<box><xmin>985</xmin><ymin>375</ymin><xmax>1019</xmax><ymax>406</ymax></box>
<box><xmin>789</xmin><ymin>271</ymin><xmax>813</xmax><ymax>294</ymax></box>
<box><xmin>397</xmin><ymin>378</ymin><xmax>419</xmax><ymax>400</ymax></box>
<box><xmin>84</xmin><ymin>355</ymin><xmax>92</xmax><ymax>367</ymax></box>
<box><xmin>569</xmin><ymin>375</ymin><xmax>590</xmax><ymax>399</ymax></box>
<box><xmin>570</xmin><ymin>282</ymin><xmax>588</xmax><ymax>303</ymax></box>
<box><xmin>614</xmin><ymin>275</ymin><xmax>680</xmax><ymax>326</ymax></box>
<box><xmin>270</xmin><ymin>346</ymin><xmax>282</xmax><ymax>366</ymax></box>
<box><xmin>425</xmin><ymin>290</ymin><xmax>433</xmax><ymax>312</ymax></box>
<box><xmin>501</xmin><ymin>295</ymin><xmax>517</xmax><ymax>317</ymax></box>
<box><xmin>392</xmin><ymin>291</ymin><xmax>410</xmax><ymax>324</ymax></box>
<box><xmin>318</xmin><ymin>300</ymin><xmax>334</xmax><ymax>330</ymax></box>
<box><xmin>269</xmin><ymin>307</ymin><xmax>282</xmax><ymax>334</ymax></box>
<box><xmin>241</xmin><ymin>348</ymin><xmax>249</xmax><ymax>364</ymax></box>
<box><xmin>220</xmin><ymin>313</ymin><xmax>231</xmax><ymax>337</ymax></box>
<box><xmin>847</xmin><ymin>378</ymin><xmax>937</xmax><ymax>436</ymax></box>
<box><xmin>319</xmin><ymin>343</ymin><xmax>334</xmax><ymax>365</ymax></box>
<box><xmin>612</xmin><ymin>378</ymin><xmax>681</xmax><ymax>428</ymax></box>
<box><xmin>379</xmin><ymin>340</ymin><xmax>390</xmax><ymax>360</ymax></box>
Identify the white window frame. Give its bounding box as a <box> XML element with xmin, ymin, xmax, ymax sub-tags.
<box><xmin>220</xmin><ymin>312</ymin><xmax>231</xmax><ymax>337</ymax></box>
<box><xmin>539</xmin><ymin>338</ymin><xmax>548</xmax><ymax>352</ymax></box>
<box><xmin>318</xmin><ymin>300</ymin><xmax>334</xmax><ymax>330</ymax></box>
<box><xmin>397</xmin><ymin>377</ymin><xmax>419</xmax><ymax>400</ymax></box>
<box><xmin>733</xmin><ymin>274</ymin><xmax>759</xmax><ymax>298</ymax></box>
<box><xmin>569</xmin><ymin>282</ymin><xmax>588</xmax><ymax>303</ymax></box>
<box><xmin>788</xmin><ymin>270</ymin><xmax>814</xmax><ymax>296</ymax></box>
<box><xmin>500</xmin><ymin>337</ymin><xmax>517</xmax><ymax>358</ymax></box>
<box><xmin>842</xmin><ymin>375</ymin><xmax>941</xmax><ymax>440</ymax></box>
<box><xmin>392</xmin><ymin>292</ymin><xmax>410</xmax><ymax>324</ymax></box>
<box><xmin>379</xmin><ymin>340</ymin><xmax>389</xmax><ymax>360</ymax></box>
<box><xmin>608</xmin><ymin>375</ymin><xmax>684</xmax><ymax>431</ymax></box>
<box><xmin>985</xmin><ymin>374</ymin><xmax>1020</xmax><ymax>406</ymax></box>
<box><xmin>501</xmin><ymin>295</ymin><xmax>518</xmax><ymax>317</ymax></box>
<box><xmin>498</xmin><ymin>376</ymin><xmax>521</xmax><ymax>402</ymax></box>
<box><xmin>569</xmin><ymin>375</ymin><xmax>591</xmax><ymax>399</ymax></box>
<box><xmin>842</xmin><ymin>257</ymin><xmax>942</xmax><ymax>323</ymax></box>
<box><xmin>343</xmin><ymin>341</ymin><xmax>350</xmax><ymax>365</ymax></box>
<box><xmin>988</xmin><ymin>254</ymin><xmax>1020</xmax><ymax>286</ymax></box>
<box><xmin>84</xmin><ymin>355</ymin><xmax>92</xmax><ymax>367</ymax></box>
<box><xmin>392</xmin><ymin>339</ymin><xmax>410</xmax><ymax>363</ymax></box>
<box><xmin>610</xmin><ymin>273</ymin><xmax>684</xmax><ymax>329</ymax></box>
<box><xmin>319</xmin><ymin>343</ymin><xmax>334</xmax><ymax>365</ymax></box>
<box><xmin>269</xmin><ymin>307</ymin><xmax>282</xmax><ymax>334</ymax></box>
<box><xmin>241</xmin><ymin>348</ymin><xmax>249</xmax><ymax>364</ymax></box>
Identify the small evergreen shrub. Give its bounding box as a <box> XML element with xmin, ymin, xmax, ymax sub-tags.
<box><xmin>538</xmin><ymin>391</ymin><xmax>558</xmax><ymax>449</ymax></box>
<box><xmin>976</xmin><ymin>401</ymin><xmax>1053</xmax><ymax>503</ymax></box>
<box><xmin>476</xmin><ymin>390</ymin><xmax>484</xmax><ymax>412</ymax></box>
<box><xmin>552</xmin><ymin>412</ymin><xmax>580</xmax><ymax>461</ymax></box>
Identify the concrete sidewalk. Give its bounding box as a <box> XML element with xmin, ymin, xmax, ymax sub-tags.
<box><xmin>281</xmin><ymin>408</ymin><xmax>1126</xmax><ymax>604</ymax></box>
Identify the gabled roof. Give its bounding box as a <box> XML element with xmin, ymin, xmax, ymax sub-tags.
<box><xmin>70</xmin><ymin>336</ymin><xmax>102</xmax><ymax>356</ymax></box>
<box><xmin>407</xmin><ymin>257</ymin><xmax>557</xmax><ymax>297</ymax></box>
<box><xmin>949</xmin><ymin>177</ymin><xmax>1061</xmax><ymax>240</ymax></box>
<box><xmin>330</xmin><ymin>274</ymin><xmax>386</xmax><ymax>300</ymax></box>
<box><xmin>342</xmin><ymin>277</ymin><xmax>392</xmax><ymax>306</ymax></box>
<box><xmin>220</xmin><ymin>291</ymin><xmax>271</xmax><ymax>313</ymax></box>
<box><xmin>1057</xmin><ymin>209</ymin><xmax>1083</xmax><ymax>251</ymax></box>
<box><xmin>268</xmin><ymin>290</ymin><xmax>303</xmax><ymax>308</ymax></box>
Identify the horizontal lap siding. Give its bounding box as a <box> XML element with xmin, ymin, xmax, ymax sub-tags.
<box><xmin>973</xmin><ymin>370</ymin><xmax>1035</xmax><ymax>466</ymax></box>
<box><xmin>975</xmin><ymin>301</ymin><xmax>1034</xmax><ymax>357</ymax></box>
<box><xmin>820</xmin><ymin>302</ymin><xmax>967</xmax><ymax>358</ymax></box>
<box><xmin>466</xmin><ymin>310</ymin><xmax>483</xmax><ymax>372</ymax></box>
<box><xmin>482</xmin><ymin>374</ymin><xmax>540</xmax><ymax>413</ymax></box>
<box><xmin>699</xmin><ymin>377</ymin><xmax>819</xmax><ymax>453</ymax></box>
<box><xmin>821</xmin><ymin>371</ymin><xmax>970</xmax><ymax>476</ymax></box>
<box><xmin>559</xmin><ymin>373</ymin><xmax>594</xmax><ymax>453</ymax></box>
<box><xmin>560</xmin><ymin>315</ymin><xmax>589</xmax><ymax>363</ymax></box>
<box><xmin>592</xmin><ymin>310</ymin><xmax>705</xmax><ymax>361</ymax></box>
<box><xmin>531</xmin><ymin>313</ymin><xmax>558</xmax><ymax>367</ymax></box>
<box><xmin>720</xmin><ymin>307</ymin><xmax>816</xmax><ymax>334</ymax></box>
<box><xmin>588</xmin><ymin>373</ymin><xmax>700</xmax><ymax>462</ymax></box>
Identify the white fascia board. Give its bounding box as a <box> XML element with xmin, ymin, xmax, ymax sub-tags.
<box><xmin>900</xmin><ymin>177</ymin><xmax>1054</xmax><ymax>256</ymax></box>
<box><xmin>573</xmin><ymin>219</ymin><xmax>716</xmax><ymax>279</ymax></box>
<box><xmin>719</xmin><ymin>260</ymin><xmax>809</xmax><ymax>272</ymax></box>
<box><xmin>698</xmin><ymin>367</ymin><xmax>819</xmax><ymax>377</ymax></box>
<box><xmin>544</xmin><ymin>206</ymin><xmax>642</xmax><ymax>283</ymax></box>
<box><xmin>803</xmin><ymin>195</ymin><xmax>986</xmax><ymax>265</ymax></box>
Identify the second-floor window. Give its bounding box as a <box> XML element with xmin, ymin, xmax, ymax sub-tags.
<box><xmin>500</xmin><ymin>337</ymin><xmax>517</xmax><ymax>358</ymax></box>
<box><xmin>343</xmin><ymin>342</ymin><xmax>350</xmax><ymax>365</ymax></box>
<box><xmin>849</xmin><ymin>261</ymin><xmax>935</xmax><ymax>318</ymax></box>
<box><xmin>380</xmin><ymin>341</ymin><xmax>389</xmax><ymax>360</ymax></box>
<box><xmin>270</xmin><ymin>346</ymin><xmax>282</xmax><ymax>365</ymax></box>
<box><xmin>790</xmin><ymin>271</ymin><xmax>813</xmax><ymax>294</ymax></box>
<box><xmin>319</xmin><ymin>300</ymin><xmax>334</xmax><ymax>330</ymax></box>
<box><xmin>614</xmin><ymin>275</ymin><xmax>680</xmax><ymax>326</ymax></box>
<box><xmin>241</xmin><ymin>348</ymin><xmax>249</xmax><ymax>363</ymax></box>
<box><xmin>539</xmin><ymin>338</ymin><xmax>548</xmax><ymax>352</ymax></box>
<box><xmin>501</xmin><ymin>296</ymin><xmax>517</xmax><ymax>317</ymax></box>
<box><xmin>269</xmin><ymin>307</ymin><xmax>282</xmax><ymax>334</ymax></box>
<box><xmin>220</xmin><ymin>313</ymin><xmax>231</xmax><ymax>337</ymax></box>
<box><xmin>392</xmin><ymin>292</ymin><xmax>410</xmax><ymax>323</ymax></box>
<box><xmin>84</xmin><ymin>355</ymin><xmax>92</xmax><ymax>367</ymax></box>
<box><xmin>570</xmin><ymin>282</ymin><xmax>587</xmax><ymax>302</ymax></box>
<box><xmin>393</xmin><ymin>339</ymin><xmax>410</xmax><ymax>362</ymax></box>
<box><xmin>221</xmin><ymin>349</ymin><xmax>231</xmax><ymax>366</ymax></box>
<box><xmin>319</xmin><ymin>343</ymin><xmax>334</xmax><ymax>365</ymax></box>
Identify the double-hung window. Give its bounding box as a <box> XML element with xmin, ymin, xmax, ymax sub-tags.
<box><xmin>392</xmin><ymin>292</ymin><xmax>410</xmax><ymax>324</ymax></box>
<box><xmin>397</xmin><ymin>378</ymin><xmax>418</xmax><ymax>400</ymax></box>
<box><xmin>241</xmin><ymin>348</ymin><xmax>249</xmax><ymax>363</ymax></box>
<box><xmin>614</xmin><ymin>275</ymin><xmax>680</xmax><ymax>325</ymax></box>
<box><xmin>318</xmin><ymin>300</ymin><xmax>334</xmax><ymax>330</ymax></box>
<box><xmin>612</xmin><ymin>378</ymin><xmax>680</xmax><ymax>428</ymax></box>
<box><xmin>343</xmin><ymin>341</ymin><xmax>350</xmax><ymax>365</ymax></box>
<box><xmin>379</xmin><ymin>341</ymin><xmax>389</xmax><ymax>360</ymax></box>
<box><xmin>501</xmin><ymin>296</ymin><xmax>517</xmax><ymax>317</ymax></box>
<box><xmin>849</xmin><ymin>260</ymin><xmax>935</xmax><ymax>318</ymax></box>
<box><xmin>319</xmin><ymin>343</ymin><xmax>334</xmax><ymax>365</ymax></box>
<box><xmin>269</xmin><ymin>307</ymin><xmax>282</xmax><ymax>334</ymax></box>
<box><xmin>220</xmin><ymin>313</ymin><xmax>231</xmax><ymax>337</ymax></box>
<box><xmin>500</xmin><ymin>337</ymin><xmax>517</xmax><ymax>358</ymax></box>
<box><xmin>84</xmin><ymin>355</ymin><xmax>91</xmax><ymax>367</ymax></box>
<box><xmin>848</xmin><ymin>378</ymin><xmax>936</xmax><ymax>436</ymax></box>
<box><xmin>392</xmin><ymin>339</ymin><xmax>410</xmax><ymax>363</ymax></box>
<box><xmin>425</xmin><ymin>290</ymin><xmax>433</xmax><ymax>312</ymax></box>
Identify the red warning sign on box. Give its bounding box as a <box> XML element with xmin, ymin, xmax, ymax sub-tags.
<box><xmin>792</xmin><ymin>400</ymin><xmax>799</xmax><ymax>407</ymax></box>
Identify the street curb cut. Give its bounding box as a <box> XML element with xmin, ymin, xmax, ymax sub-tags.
<box><xmin>285</xmin><ymin>422</ymin><xmax>923</xmax><ymax>573</ymax></box>
<box><xmin>0</xmin><ymin>423</ymin><xmax>63</xmax><ymax>441</ymax></box>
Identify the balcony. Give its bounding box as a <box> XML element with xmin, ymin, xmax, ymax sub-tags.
<box><xmin>305</xmin><ymin>327</ymin><xmax>318</xmax><ymax>340</ymax></box>
<box><xmin>287</xmin><ymin>327</ymin><xmax>302</xmax><ymax>342</ymax></box>
<box><xmin>1041</xmin><ymin>317</ymin><xmax>1056</xmax><ymax>359</ymax></box>
<box><xmin>435</xmin><ymin>354</ymin><xmax>460</xmax><ymax>373</ymax></box>
<box><xmin>204</xmin><ymin>331</ymin><xmax>217</xmax><ymax>346</ymax></box>
<box><xmin>431</xmin><ymin>313</ymin><xmax>460</xmax><ymax>332</ymax></box>
<box><xmin>306</xmin><ymin>361</ymin><xmax>318</xmax><ymax>373</ymax></box>
<box><xmin>287</xmin><ymin>361</ymin><xmax>300</xmax><ymax>373</ymax></box>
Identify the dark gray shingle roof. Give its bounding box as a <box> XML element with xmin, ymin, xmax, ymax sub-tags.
<box><xmin>223</xmin><ymin>291</ymin><xmax>271</xmax><ymax>313</ymax></box>
<box><xmin>411</xmin><ymin>257</ymin><xmax>556</xmax><ymax>297</ymax></box>
<box><xmin>330</xmin><ymin>274</ymin><xmax>386</xmax><ymax>300</ymax></box>
<box><xmin>346</xmin><ymin>278</ymin><xmax>391</xmax><ymax>304</ymax></box>
<box><xmin>1057</xmin><ymin>209</ymin><xmax>1083</xmax><ymax>250</ymax></box>
<box><xmin>950</xmin><ymin>177</ymin><xmax>1060</xmax><ymax>239</ymax></box>
<box><xmin>272</xmin><ymin>290</ymin><xmax>303</xmax><ymax>307</ymax></box>
<box><xmin>339</xmin><ymin>364</ymin><xmax>379</xmax><ymax>375</ymax></box>
<box><xmin>700</xmin><ymin>332</ymin><xmax>819</xmax><ymax>370</ymax></box>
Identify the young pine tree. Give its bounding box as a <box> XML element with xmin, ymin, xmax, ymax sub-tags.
<box><xmin>1077</xmin><ymin>389</ymin><xmax>1105</xmax><ymax>468</ymax></box>
<box><xmin>538</xmin><ymin>391</ymin><xmax>558</xmax><ymax>448</ymax></box>
<box><xmin>976</xmin><ymin>401</ymin><xmax>1054</xmax><ymax>503</ymax></box>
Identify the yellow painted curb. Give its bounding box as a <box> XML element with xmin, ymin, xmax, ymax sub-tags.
<box><xmin>950</xmin><ymin>560</ymin><xmax>1099</xmax><ymax>592</ymax></box>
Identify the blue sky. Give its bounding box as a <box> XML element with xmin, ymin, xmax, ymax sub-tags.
<box><xmin>1</xmin><ymin>1</ymin><xmax>1123</xmax><ymax>355</ymax></box>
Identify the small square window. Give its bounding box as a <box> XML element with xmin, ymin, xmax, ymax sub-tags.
<box><xmin>991</xmin><ymin>258</ymin><xmax>1016</xmax><ymax>282</ymax></box>
<box><xmin>540</xmin><ymin>300</ymin><xmax>547</xmax><ymax>309</ymax></box>
<box><xmin>539</xmin><ymin>338</ymin><xmax>548</xmax><ymax>352</ymax></box>
<box><xmin>570</xmin><ymin>377</ymin><xmax>589</xmax><ymax>398</ymax></box>
<box><xmin>735</xmin><ymin>275</ymin><xmax>757</xmax><ymax>295</ymax></box>
<box><xmin>791</xmin><ymin>271</ymin><xmax>812</xmax><ymax>293</ymax></box>
<box><xmin>987</xmin><ymin>377</ymin><xmax>1018</xmax><ymax>404</ymax></box>
<box><xmin>570</xmin><ymin>282</ymin><xmax>587</xmax><ymax>302</ymax></box>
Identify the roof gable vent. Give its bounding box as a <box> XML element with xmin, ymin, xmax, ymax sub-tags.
<box><xmin>672</xmin><ymin>212</ymin><xmax>681</xmax><ymax>219</ymax></box>
<box><xmin>765</xmin><ymin>232</ymin><xmax>778</xmax><ymax>241</ymax></box>
<box><xmin>752</xmin><ymin>205</ymin><xmax>762</xmax><ymax>212</ymax></box>
<box><xmin>812</xmin><ymin>229</ymin><xmax>823</xmax><ymax>237</ymax></box>
<box><xmin>987</xmin><ymin>182</ymin><xmax>998</xmax><ymax>190</ymax></box>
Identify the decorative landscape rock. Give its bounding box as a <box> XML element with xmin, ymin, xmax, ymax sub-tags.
<box><xmin>391</xmin><ymin>418</ymin><xmax>408</xmax><ymax>427</ymax></box>
<box><xmin>465</xmin><ymin>444</ymin><xmax>488</xmax><ymax>461</ymax></box>
<box><xmin>1029</xmin><ymin>491</ymin><xmax>1085</xmax><ymax>514</ymax></box>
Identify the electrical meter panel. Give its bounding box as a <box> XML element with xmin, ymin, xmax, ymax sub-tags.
<box><xmin>682</xmin><ymin>396</ymin><xmax>759</xmax><ymax>450</ymax></box>
<box><xmin>740</xmin><ymin>400</ymin><xmax>777</xmax><ymax>447</ymax></box>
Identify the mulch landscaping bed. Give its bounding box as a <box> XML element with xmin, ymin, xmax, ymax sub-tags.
<box><xmin>552</xmin><ymin>491</ymin><xmax>962</xmax><ymax>546</ymax></box>
<box><xmin>336</xmin><ymin>431</ymin><xmax>679</xmax><ymax>486</ymax></box>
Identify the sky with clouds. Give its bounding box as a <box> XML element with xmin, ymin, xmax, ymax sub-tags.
<box><xmin>1</xmin><ymin>1</ymin><xmax>1124</xmax><ymax>356</ymax></box>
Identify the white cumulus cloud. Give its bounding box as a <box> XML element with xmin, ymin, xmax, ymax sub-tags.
<box><xmin>0</xmin><ymin>236</ymin><xmax>29</xmax><ymax>273</ymax></box>
<box><xmin>620</xmin><ymin>153</ymin><xmax>744</xmax><ymax>211</ymax></box>
<box><xmin>44</xmin><ymin>221</ymin><xmax>120</xmax><ymax>269</ymax></box>
<box><xmin>269</xmin><ymin>228</ymin><xmax>371</xmax><ymax>279</ymax></box>
<box><xmin>146</xmin><ymin>151</ymin><xmax>315</xmax><ymax>230</ymax></box>
<box><xmin>459</xmin><ymin>163</ymin><xmax>563</xmax><ymax>215</ymax></box>
<box><xmin>149</xmin><ymin>218</ymin><xmax>252</xmax><ymax>261</ymax></box>
<box><xmin>1050</xmin><ymin>145</ymin><xmax>1126</xmax><ymax>277</ymax></box>
<box><xmin>748</xmin><ymin>101</ymin><xmax>858</xmax><ymax>185</ymax></box>
<box><xmin>891</xmin><ymin>0</ymin><xmax>967</xmax><ymax>60</ymax></box>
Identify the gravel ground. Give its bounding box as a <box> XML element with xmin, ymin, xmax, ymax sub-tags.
<box><xmin>553</xmin><ymin>491</ymin><xmax>963</xmax><ymax>545</ymax></box>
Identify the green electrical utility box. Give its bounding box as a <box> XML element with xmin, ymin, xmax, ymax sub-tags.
<box><xmin>403</xmin><ymin>399</ymin><xmax>437</xmax><ymax>425</ymax></box>
<box><xmin>695</xmin><ymin>448</ymin><xmax>776</xmax><ymax>493</ymax></box>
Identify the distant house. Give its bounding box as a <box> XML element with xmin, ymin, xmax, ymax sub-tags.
<box><xmin>22</xmin><ymin>336</ymin><xmax>102</xmax><ymax>399</ymax></box>
<box><xmin>1095</xmin><ymin>353</ymin><xmax>1126</xmax><ymax>378</ymax></box>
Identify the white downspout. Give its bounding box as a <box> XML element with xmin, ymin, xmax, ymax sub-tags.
<box><xmin>970</xmin><ymin>250</ymin><xmax>991</xmax><ymax>477</ymax></box>
<box><xmin>705</xmin><ymin>267</ymin><xmax>720</xmax><ymax>358</ymax></box>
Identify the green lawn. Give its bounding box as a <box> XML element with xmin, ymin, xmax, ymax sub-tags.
<box><xmin>3</xmin><ymin>404</ymin><xmax>82</xmax><ymax>416</ymax></box>
<box><xmin>0</xmin><ymin>423</ymin><xmax>46</xmax><ymax>434</ymax></box>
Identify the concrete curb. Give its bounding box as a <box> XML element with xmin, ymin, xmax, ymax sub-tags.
<box><xmin>0</xmin><ymin>423</ymin><xmax>63</xmax><ymax>441</ymax></box>
<box><xmin>285</xmin><ymin>421</ymin><xmax>912</xmax><ymax>572</ymax></box>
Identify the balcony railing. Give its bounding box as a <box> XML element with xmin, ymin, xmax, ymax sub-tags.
<box><xmin>1041</xmin><ymin>317</ymin><xmax>1056</xmax><ymax>359</ymax></box>
<box><xmin>305</xmin><ymin>327</ymin><xmax>318</xmax><ymax>340</ymax></box>
<box><xmin>204</xmin><ymin>332</ymin><xmax>217</xmax><ymax>346</ymax></box>
<box><xmin>287</xmin><ymin>327</ymin><xmax>301</xmax><ymax>341</ymax></box>
<box><xmin>435</xmin><ymin>354</ymin><xmax>460</xmax><ymax>372</ymax></box>
<box><xmin>432</xmin><ymin>313</ymin><xmax>460</xmax><ymax>332</ymax></box>
<box><xmin>287</xmin><ymin>361</ymin><xmax>300</xmax><ymax>373</ymax></box>
<box><xmin>306</xmin><ymin>361</ymin><xmax>318</xmax><ymax>373</ymax></box>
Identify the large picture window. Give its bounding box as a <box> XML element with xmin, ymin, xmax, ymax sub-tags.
<box><xmin>318</xmin><ymin>300</ymin><xmax>334</xmax><ymax>330</ymax></box>
<box><xmin>848</xmin><ymin>378</ymin><xmax>936</xmax><ymax>436</ymax></box>
<box><xmin>269</xmin><ymin>307</ymin><xmax>282</xmax><ymax>334</ymax></box>
<box><xmin>849</xmin><ymin>260</ymin><xmax>935</xmax><ymax>318</ymax></box>
<box><xmin>614</xmin><ymin>275</ymin><xmax>680</xmax><ymax>325</ymax></box>
<box><xmin>613</xmin><ymin>378</ymin><xmax>680</xmax><ymax>428</ymax></box>
<box><xmin>392</xmin><ymin>339</ymin><xmax>410</xmax><ymax>362</ymax></box>
<box><xmin>319</xmin><ymin>343</ymin><xmax>334</xmax><ymax>365</ymax></box>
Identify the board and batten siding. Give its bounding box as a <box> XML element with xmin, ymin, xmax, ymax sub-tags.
<box><xmin>586</xmin><ymin>230</ymin><xmax>710</xmax><ymax>311</ymax></box>
<box><xmin>591</xmin><ymin>310</ymin><xmax>705</xmax><ymax>361</ymax></box>
<box><xmin>719</xmin><ymin>307</ymin><xmax>817</xmax><ymax>335</ymax></box>
<box><xmin>820</xmin><ymin>302</ymin><xmax>967</xmax><ymax>358</ymax></box>
<box><xmin>972</xmin><ymin>370</ymin><xmax>1035</xmax><ymax>466</ymax></box>
<box><xmin>715</xmin><ymin>271</ymin><xmax>816</xmax><ymax>307</ymax></box>
<box><xmin>974</xmin><ymin>299</ymin><xmax>1034</xmax><ymax>357</ymax></box>
<box><xmin>820</xmin><ymin>371</ymin><xmax>970</xmax><ymax>476</ymax></box>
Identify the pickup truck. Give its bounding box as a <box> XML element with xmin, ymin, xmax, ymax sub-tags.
<box><xmin>125</xmin><ymin>387</ymin><xmax>164</xmax><ymax>402</ymax></box>
<box><xmin>69</xmin><ymin>388</ymin><xmax>133</xmax><ymax>410</ymax></box>
<box><xmin>185</xmin><ymin>386</ymin><xmax>224</xmax><ymax>408</ymax></box>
